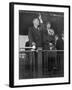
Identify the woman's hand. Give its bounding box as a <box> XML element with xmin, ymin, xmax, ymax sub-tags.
<box><xmin>48</xmin><ymin>29</ymin><xmax>54</xmax><ymax>35</ymax></box>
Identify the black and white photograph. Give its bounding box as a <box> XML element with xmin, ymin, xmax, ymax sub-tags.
<box><xmin>19</xmin><ymin>10</ymin><xmax>64</xmax><ymax>79</ymax></box>
<box><xmin>9</xmin><ymin>2</ymin><xmax>70</xmax><ymax>87</ymax></box>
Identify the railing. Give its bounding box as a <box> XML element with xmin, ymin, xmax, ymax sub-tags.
<box><xmin>19</xmin><ymin>48</ymin><xmax>64</xmax><ymax>79</ymax></box>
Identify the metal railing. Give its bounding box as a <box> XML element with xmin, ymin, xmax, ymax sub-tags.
<box><xmin>19</xmin><ymin>47</ymin><xmax>64</xmax><ymax>78</ymax></box>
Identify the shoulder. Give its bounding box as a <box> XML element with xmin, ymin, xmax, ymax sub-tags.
<box><xmin>28</xmin><ymin>27</ymin><xmax>34</xmax><ymax>33</ymax></box>
<box><xmin>29</xmin><ymin>27</ymin><xmax>33</xmax><ymax>30</ymax></box>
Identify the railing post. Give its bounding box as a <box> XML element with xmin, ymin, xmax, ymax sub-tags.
<box><xmin>29</xmin><ymin>51</ymin><xmax>36</xmax><ymax>78</ymax></box>
<box><xmin>32</xmin><ymin>51</ymin><xmax>36</xmax><ymax>78</ymax></box>
<box><xmin>29</xmin><ymin>51</ymin><xmax>33</xmax><ymax>77</ymax></box>
<box><xmin>37</xmin><ymin>49</ymin><xmax>42</xmax><ymax>77</ymax></box>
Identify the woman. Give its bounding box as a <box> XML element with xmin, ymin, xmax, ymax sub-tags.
<box><xmin>42</xmin><ymin>22</ymin><xmax>55</xmax><ymax>50</ymax></box>
<box><xmin>42</xmin><ymin>22</ymin><xmax>56</xmax><ymax>74</ymax></box>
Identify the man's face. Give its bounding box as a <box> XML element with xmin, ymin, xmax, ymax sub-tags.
<box><xmin>33</xmin><ymin>18</ymin><xmax>39</xmax><ymax>27</ymax></box>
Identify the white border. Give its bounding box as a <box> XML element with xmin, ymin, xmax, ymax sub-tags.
<box><xmin>14</xmin><ymin>4</ymin><xmax>69</xmax><ymax>86</ymax></box>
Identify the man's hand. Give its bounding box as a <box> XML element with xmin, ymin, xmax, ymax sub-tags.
<box><xmin>49</xmin><ymin>43</ymin><xmax>53</xmax><ymax>46</ymax></box>
<box><xmin>37</xmin><ymin>47</ymin><xmax>42</xmax><ymax>52</ymax></box>
<box><xmin>31</xmin><ymin>45</ymin><xmax>36</xmax><ymax>51</ymax></box>
<box><xmin>38</xmin><ymin>13</ymin><xmax>43</xmax><ymax>23</ymax></box>
<box><xmin>32</xmin><ymin>45</ymin><xmax>36</xmax><ymax>49</ymax></box>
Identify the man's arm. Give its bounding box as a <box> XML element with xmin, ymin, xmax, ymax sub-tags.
<box><xmin>38</xmin><ymin>13</ymin><xmax>43</xmax><ymax>24</ymax></box>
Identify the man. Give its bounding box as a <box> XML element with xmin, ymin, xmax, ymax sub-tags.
<box><xmin>56</xmin><ymin>34</ymin><xmax>64</xmax><ymax>74</ymax></box>
<box><xmin>28</xmin><ymin>16</ymin><xmax>43</xmax><ymax>77</ymax></box>
<box><xmin>56</xmin><ymin>34</ymin><xmax>64</xmax><ymax>50</ymax></box>
<box><xmin>28</xmin><ymin>18</ymin><xmax>43</xmax><ymax>50</ymax></box>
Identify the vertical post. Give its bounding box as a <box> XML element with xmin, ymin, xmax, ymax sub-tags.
<box><xmin>29</xmin><ymin>51</ymin><xmax>36</xmax><ymax>78</ymax></box>
<box><xmin>37</xmin><ymin>49</ymin><xmax>42</xmax><ymax>77</ymax></box>
<box><xmin>43</xmin><ymin>51</ymin><xmax>49</xmax><ymax>75</ymax></box>
<box><xmin>32</xmin><ymin>51</ymin><xmax>36</xmax><ymax>78</ymax></box>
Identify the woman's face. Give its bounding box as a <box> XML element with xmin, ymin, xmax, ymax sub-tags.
<box><xmin>55</xmin><ymin>35</ymin><xmax>58</xmax><ymax>41</ymax></box>
<box><xmin>47</xmin><ymin>23</ymin><xmax>51</xmax><ymax>29</ymax></box>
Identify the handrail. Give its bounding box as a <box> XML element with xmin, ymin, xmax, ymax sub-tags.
<box><xmin>19</xmin><ymin>49</ymin><xmax>64</xmax><ymax>53</ymax></box>
<box><xmin>20</xmin><ymin>47</ymin><xmax>33</xmax><ymax>49</ymax></box>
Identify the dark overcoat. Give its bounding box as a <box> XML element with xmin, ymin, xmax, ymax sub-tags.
<box><xmin>28</xmin><ymin>27</ymin><xmax>43</xmax><ymax>48</ymax></box>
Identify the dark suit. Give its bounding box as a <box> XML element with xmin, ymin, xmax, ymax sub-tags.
<box><xmin>56</xmin><ymin>38</ymin><xmax>64</xmax><ymax>50</ymax></box>
<box><xmin>28</xmin><ymin>27</ymin><xmax>43</xmax><ymax>48</ymax></box>
<box><xmin>28</xmin><ymin>26</ymin><xmax>43</xmax><ymax>77</ymax></box>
